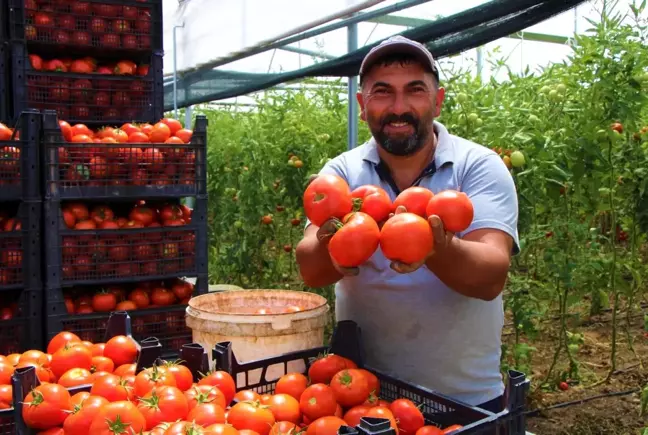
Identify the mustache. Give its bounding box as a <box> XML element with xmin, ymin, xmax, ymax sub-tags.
<box><xmin>380</xmin><ymin>113</ymin><xmax>419</xmax><ymax>128</ymax></box>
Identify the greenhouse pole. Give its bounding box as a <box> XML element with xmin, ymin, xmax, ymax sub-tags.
<box><xmin>347</xmin><ymin>14</ymin><xmax>359</xmax><ymax>150</ymax></box>
<box><xmin>173</xmin><ymin>22</ymin><xmax>185</xmax><ymax>119</ymax></box>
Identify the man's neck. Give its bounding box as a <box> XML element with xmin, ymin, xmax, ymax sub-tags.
<box><xmin>378</xmin><ymin>132</ymin><xmax>437</xmax><ymax>192</ymax></box>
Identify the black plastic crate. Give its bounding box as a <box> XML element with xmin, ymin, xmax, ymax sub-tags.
<box><xmin>42</xmin><ymin>111</ymin><xmax>207</xmax><ymax>199</ymax></box>
<box><xmin>0</xmin><ymin>110</ymin><xmax>40</xmax><ymax>200</ymax></box>
<box><xmin>0</xmin><ymin>201</ymin><xmax>41</xmax><ymax>291</ymax></box>
<box><xmin>44</xmin><ymin>197</ymin><xmax>208</xmax><ymax>287</ymax></box>
<box><xmin>9</xmin><ymin>47</ymin><xmax>163</xmax><ymax>125</ymax></box>
<box><xmin>45</xmin><ymin>276</ymin><xmax>208</xmax><ymax>359</ymax></box>
<box><xmin>7</xmin><ymin>0</ymin><xmax>163</xmax><ymax>55</ymax></box>
<box><xmin>0</xmin><ymin>288</ymin><xmax>41</xmax><ymax>356</ymax></box>
<box><xmin>211</xmin><ymin>320</ymin><xmax>530</xmax><ymax>435</ymax></box>
<box><xmin>0</xmin><ymin>43</ymin><xmax>9</xmax><ymax>123</ymax></box>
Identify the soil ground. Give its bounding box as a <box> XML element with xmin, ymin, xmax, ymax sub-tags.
<box><xmin>504</xmin><ymin>306</ymin><xmax>648</xmax><ymax>434</ymax></box>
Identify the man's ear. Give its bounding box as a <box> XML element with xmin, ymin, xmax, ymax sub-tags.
<box><xmin>434</xmin><ymin>87</ymin><xmax>445</xmax><ymax>118</ymax></box>
<box><xmin>356</xmin><ymin>92</ymin><xmax>366</xmax><ymax>122</ymax></box>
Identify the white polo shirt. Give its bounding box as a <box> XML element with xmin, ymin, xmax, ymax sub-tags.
<box><xmin>310</xmin><ymin>120</ymin><xmax>520</xmax><ymax>406</ymax></box>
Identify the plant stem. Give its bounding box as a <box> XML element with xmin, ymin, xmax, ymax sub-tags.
<box><xmin>607</xmin><ymin>136</ymin><xmax>619</xmax><ymax>379</ymax></box>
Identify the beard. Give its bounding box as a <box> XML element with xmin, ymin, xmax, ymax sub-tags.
<box><xmin>370</xmin><ymin>112</ymin><xmax>433</xmax><ymax>157</ymax></box>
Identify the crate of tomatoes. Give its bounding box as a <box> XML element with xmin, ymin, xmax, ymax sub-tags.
<box><xmin>1</xmin><ymin>311</ymin><xmax>183</xmax><ymax>435</ymax></box>
<box><xmin>0</xmin><ymin>110</ymin><xmax>41</xmax><ymax>200</ymax></box>
<box><xmin>42</xmin><ymin>111</ymin><xmax>207</xmax><ymax>199</ymax></box>
<box><xmin>0</xmin><ymin>288</ymin><xmax>42</xmax><ymax>360</ymax></box>
<box><xmin>6</xmin><ymin>0</ymin><xmax>162</xmax><ymax>53</ymax></box>
<box><xmin>0</xmin><ymin>201</ymin><xmax>41</xmax><ymax>290</ymax></box>
<box><xmin>206</xmin><ymin>320</ymin><xmax>530</xmax><ymax>435</ymax></box>
<box><xmin>44</xmin><ymin>198</ymin><xmax>207</xmax><ymax>286</ymax></box>
<box><xmin>8</xmin><ymin>47</ymin><xmax>163</xmax><ymax>125</ymax></box>
<box><xmin>45</xmin><ymin>276</ymin><xmax>208</xmax><ymax>355</ymax></box>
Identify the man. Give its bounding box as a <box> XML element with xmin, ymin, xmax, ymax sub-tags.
<box><xmin>295</xmin><ymin>35</ymin><xmax>519</xmax><ymax>412</ymax></box>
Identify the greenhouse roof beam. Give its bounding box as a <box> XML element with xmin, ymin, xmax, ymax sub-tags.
<box><xmin>366</xmin><ymin>15</ymin><xmax>570</xmax><ymax>44</ymax></box>
<box><xmin>279</xmin><ymin>46</ymin><xmax>337</xmax><ymax>60</ymax></box>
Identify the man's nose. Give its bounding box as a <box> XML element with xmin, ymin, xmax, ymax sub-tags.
<box><xmin>390</xmin><ymin>91</ymin><xmax>409</xmax><ymax>115</ymax></box>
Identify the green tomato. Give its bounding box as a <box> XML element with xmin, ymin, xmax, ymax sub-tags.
<box><xmin>234</xmin><ymin>221</ymin><xmax>243</xmax><ymax>228</ymax></box>
<box><xmin>539</xmin><ymin>85</ymin><xmax>550</xmax><ymax>94</ymax></box>
<box><xmin>528</xmin><ymin>114</ymin><xmax>540</xmax><ymax>123</ymax></box>
<box><xmin>556</xmin><ymin>83</ymin><xmax>567</xmax><ymax>94</ymax></box>
<box><xmin>510</xmin><ymin>150</ymin><xmax>525</xmax><ymax>168</ymax></box>
<box><xmin>287</xmin><ymin>159</ymin><xmax>295</xmax><ymax>166</ymax></box>
<box><xmin>456</xmin><ymin>92</ymin><xmax>468</xmax><ymax>103</ymax></box>
<box><xmin>468</xmin><ymin>113</ymin><xmax>479</xmax><ymax>123</ymax></box>
<box><xmin>475</xmin><ymin>118</ymin><xmax>483</xmax><ymax>127</ymax></box>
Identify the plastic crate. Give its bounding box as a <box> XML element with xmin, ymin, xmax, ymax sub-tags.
<box><xmin>9</xmin><ymin>48</ymin><xmax>164</xmax><ymax>125</ymax></box>
<box><xmin>45</xmin><ymin>276</ymin><xmax>208</xmax><ymax>356</ymax></box>
<box><xmin>42</xmin><ymin>111</ymin><xmax>207</xmax><ymax>199</ymax></box>
<box><xmin>0</xmin><ymin>43</ymin><xmax>9</xmax><ymax>123</ymax></box>
<box><xmin>211</xmin><ymin>320</ymin><xmax>530</xmax><ymax>435</ymax></box>
<box><xmin>0</xmin><ymin>201</ymin><xmax>41</xmax><ymax>290</ymax></box>
<box><xmin>0</xmin><ymin>288</ymin><xmax>41</xmax><ymax>356</ymax></box>
<box><xmin>0</xmin><ymin>110</ymin><xmax>40</xmax><ymax>200</ymax></box>
<box><xmin>7</xmin><ymin>0</ymin><xmax>163</xmax><ymax>54</ymax></box>
<box><xmin>44</xmin><ymin>197</ymin><xmax>208</xmax><ymax>287</ymax></box>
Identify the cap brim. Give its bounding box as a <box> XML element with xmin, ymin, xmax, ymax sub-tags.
<box><xmin>359</xmin><ymin>40</ymin><xmax>438</xmax><ymax>78</ymax></box>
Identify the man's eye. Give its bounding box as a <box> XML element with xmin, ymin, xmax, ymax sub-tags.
<box><xmin>411</xmin><ymin>87</ymin><xmax>426</xmax><ymax>93</ymax></box>
<box><xmin>373</xmin><ymin>88</ymin><xmax>388</xmax><ymax>94</ymax></box>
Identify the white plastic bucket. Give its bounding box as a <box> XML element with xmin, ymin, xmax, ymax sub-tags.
<box><xmin>186</xmin><ymin>289</ymin><xmax>330</xmax><ymax>387</ymax></box>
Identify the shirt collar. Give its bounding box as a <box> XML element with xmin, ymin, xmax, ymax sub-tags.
<box><xmin>361</xmin><ymin>120</ymin><xmax>455</xmax><ymax>170</ymax></box>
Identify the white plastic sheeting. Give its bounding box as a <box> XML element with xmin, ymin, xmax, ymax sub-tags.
<box><xmin>161</xmin><ymin>0</ymin><xmax>644</xmax><ymax>104</ymax></box>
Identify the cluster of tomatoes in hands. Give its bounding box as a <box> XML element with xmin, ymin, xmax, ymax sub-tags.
<box><xmin>303</xmin><ymin>174</ymin><xmax>474</xmax><ymax>268</ymax></box>
<box><xmin>239</xmin><ymin>352</ymin><xmax>464</xmax><ymax>435</ymax></box>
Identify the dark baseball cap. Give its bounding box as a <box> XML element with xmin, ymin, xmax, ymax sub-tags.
<box><xmin>359</xmin><ymin>35</ymin><xmax>439</xmax><ymax>81</ymax></box>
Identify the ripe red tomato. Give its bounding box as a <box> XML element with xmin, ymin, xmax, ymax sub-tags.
<box><xmin>197</xmin><ymin>371</ymin><xmax>236</xmax><ymax>404</ymax></box>
<box><xmin>184</xmin><ymin>385</ymin><xmax>228</xmax><ymax>411</ymax></box>
<box><xmin>380</xmin><ymin>213</ymin><xmax>433</xmax><ymax>264</ymax></box>
<box><xmin>390</xmin><ymin>398</ymin><xmax>425</xmax><ymax>434</ymax></box>
<box><xmin>264</xmin><ymin>393</ymin><xmax>301</xmax><ymax>424</ymax></box>
<box><xmin>343</xmin><ymin>405</ymin><xmax>373</xmax><ymax>426</ymax></box>
<box><xmin>611</xmin><ymin>122</ymin><xmax>623</xmax><ymax>133</ymax></box>
<box><xmin>425</xmin><ymin>190</ymin><xmax>474</xmax><ymax>233</ymax></box>
<box><xmin>228</xmin><ymin>401</ymin><xmax>276</xmax><ymax>435</ymax></box>
<box><xmin>299</xmin><ymin>383</ymin><xmax>338</xmax><ymax>421</ymax></box>
<box><xmin>138</xmin><ymin>385</ymin><xmax>189</xmax><ymax>430</ymax></box>
<box><xmin>88</xmin><ymin>400</ymin><xmax>146</xmax><ymax>434</ymax></box>
<box><xmin>306</xmin><ymin>416</ymin><xmax>347</xmax><ymax>435</ymax></box>
<box><xmin>303</xmin><ymin>174</ymin><xmax>353</xmax><ymax>227</ymax></box>
<box><xmin>162</xmin><ymin>360</ymin><xmax>194</xmax><ymax>391</ymax></box>
<box><xmin>90</xmin><ymin>373</ymin><xmax>133</xmax><ymax>402</ymax></box>
<box><xmin>351</xmin><ymin>185</ymin><xmax>393</xmax><ymax>222</ymax></box>
<box><xmin>275</xmin><ymin>373</ymin><xmax>308</xmax><ymax>401</ymax></box>
<box><xmin>50</xmin><ymin>343</ymin><xmax>93</xmax><ymax>378</ymax></box>
<box><xmin>330</xmin><ymin>369</ymin><xmax>371</xmax><ymax>408</ymax></box>
<box><xmin>92</xmin><ymin>291</ymin><xmax>117</xmax><ymax>312</ymax></box>
<box><xmin>57</xmin><ymin>367</ymin><xmax>92</xmax><ymax>387</ymax></box>
<box><xmin>63</xmin><ymin>394</ymin><xmax>109</xmax><ymax>434</ymax></box>
<box><xmin>416</xmin><ymin>426</ymin><xmax>444</xmax><ymax>435</ymax></box>
<box><xmin>133</xmin><ymin>366</ymin><xmax>177</xmax><ymax>398</ymax></box>
<box><xmin>186</xmin><ymin>402</ymin><xmax>227</xmax><ymax>427</ymax></box>
<box><xmin>270</xmin><ymin>421</ymin><xmax>298</xmax><ymax>435</ymax></box>
<box><xmin>103</xmin><ymin>335</ymin><xmax>138</xmax><ymax>367</ymax></box>
<box><xmin>328</xmin><ymin>212</ymin><xmax>380</xmax><ymax>267</ymax></box>
<box><xmin>357</xmin><ymin>369</ymin><xmax>380</xmax><ymax>396</ymax></box>
<box><xmin>309</xmin><ymin>354</ymin><xmax>356</xmax><ymax>384</ymax></box>
<box><xmin>22</xmin><ymin>383</ymin><xmax>72</xmax><ymax>430</ymax></box>
<box><xmin>393</xmin><ymin>186</ymin><xmax>434</xmax><ymax>217</ymax></box>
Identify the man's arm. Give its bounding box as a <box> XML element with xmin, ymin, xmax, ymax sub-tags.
<box><xmin>296</xmin><ymin>225</ymin><xmax>343</xmax><ymax>288</ymax></box>
<box><xmin>425</xmin><ymin>152</ymin><xmax>519</xmax><ymax>301</ymax></box>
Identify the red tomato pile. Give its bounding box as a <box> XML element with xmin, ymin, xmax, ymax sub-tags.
<box><xmin>59</xmin><ymin>201</ymin><xmax>195</xmax><ymax>279</ymax></box>
<box><xmin>0</xmin><ymin>123</ymin><xmax>21</xmax><ymax>184</ymax></box>
<box><xmin>29</xmin><ymin>55</ymin><xmax>149</xmax><ymax>76</ymax></box>
<box><xmin>22</xmin><ymin>1</ymin><xmax>152</xmax><ymax>49</ymax></box>
<box><xmin>56</xmin><ymin>119</ymin><xmax>195</xmax><ymax>187</ymax></box>
<box><xmin>303</xmin><ymin>175</ymin><xmax>475</xmax><ymax>267</ymax></box>
<box><xmin>0</xmin><ymin>211</ymin><xmax>23</xmax><ymax>286</ymax></box>
<box><xmin>63</xmin><ymin>278</ymin><xmax>194</xmax><ymax>315</ymax></box>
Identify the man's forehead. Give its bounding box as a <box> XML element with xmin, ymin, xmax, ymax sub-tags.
<box><xmin>363</xmin><ymin>63</ymin><xmax>434</xmax><ymax>87</ymax></box>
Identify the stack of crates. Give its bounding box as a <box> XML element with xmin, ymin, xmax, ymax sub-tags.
<box><xmin>0</xmin><ymin>110</ymin><xmax>42</xmax><ymax>358</ymax></box>
<box><xmin>0</xmin><ymin>0</ymin><xmax>164</xmax><ymax>125</ymax></box>
<box><xmin>0</xmin><ymin>0</ymin><xmax>210</xmax><ymax>358</ymax></box>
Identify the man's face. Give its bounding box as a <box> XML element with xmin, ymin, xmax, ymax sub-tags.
<box><xmin>357</xmin><ymin>60</ymin><xmax>445</xmax><ymax>157</ymax></box>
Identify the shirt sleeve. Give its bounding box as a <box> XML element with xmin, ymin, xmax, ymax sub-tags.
<box><xmin>457</xmin><ymin>153</ymin><xmax>520</xmax><ymax>255</ymax></box>
<box><xmin>303</xmin><ymin>156</ymin><xmax>349</xmax><ymax>229</ymax></box>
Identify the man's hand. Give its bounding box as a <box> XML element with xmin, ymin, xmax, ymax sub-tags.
<box><xmin>389</xmin><ymin>206</ymin><xmax>455</xmax><ymax>274</ymax></box>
